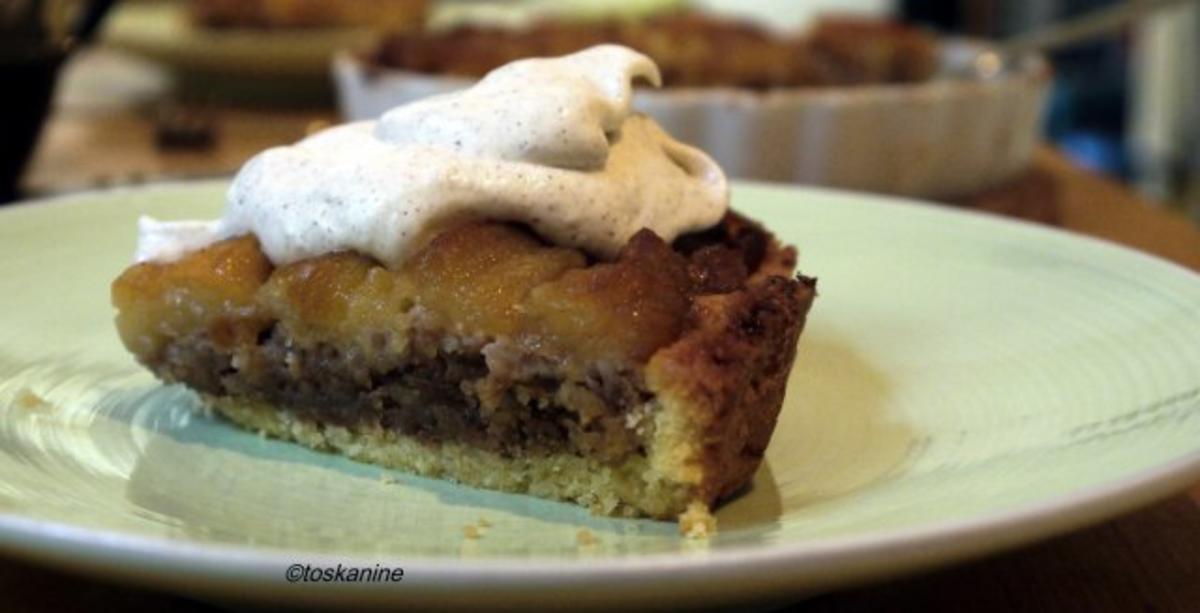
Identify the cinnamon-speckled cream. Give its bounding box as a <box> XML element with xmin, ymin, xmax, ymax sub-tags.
<box><xmin>135</xmin><ymin>45</ymin><xmax>728</xmax><ymax>266</ymax></box>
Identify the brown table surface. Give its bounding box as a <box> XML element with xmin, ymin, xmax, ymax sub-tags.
<box><xmin>10</xmin><ymin>94</ymin><xmax>1200</xmax><ymax>612</ymax></box>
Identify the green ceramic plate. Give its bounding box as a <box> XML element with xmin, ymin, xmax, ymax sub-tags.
<box><xmin>102</xmin><ymin>2</ymin><xmax>377</xmax><ymax>78</ymax></box>
<box><xmin>1</xmin><ymin>182</ymin><xmax>1198</xmax><ymax>609</ymax></box>
<box><xmin>100</xmin><ymin>2</ymin><xmax>379</xmax><ymax>105</ymax></box>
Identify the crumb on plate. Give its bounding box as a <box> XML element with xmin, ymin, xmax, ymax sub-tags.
<box><xmin>14</xmin><ymin>388</ymin><xmax>48</xmax><ymax>411</ymax></box>
<box><xmin>576</xmin><ymin>529</ymin><xmax>598</xmax><ymax>546</ymax></box>
<box><xmin>679</xmin><ymin>502</ymin><xmax>716</xmax><ymax>539</ymax></box>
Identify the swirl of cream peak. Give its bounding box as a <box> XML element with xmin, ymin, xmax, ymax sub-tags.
<box><xmin>135</xmin><ymin>45</ymin><xmax>728</xmax><ymax>267</ymax></box>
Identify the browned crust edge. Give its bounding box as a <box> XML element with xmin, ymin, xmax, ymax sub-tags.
<box><xmin>648</xmin><ymin>239</ymin><xmax>815</xmax><ymax>509</ymax></box>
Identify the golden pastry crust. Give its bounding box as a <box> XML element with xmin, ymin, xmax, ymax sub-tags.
<box><xmin>112</xmin><ymin>214</ymin><xmax>816</xmax><ymax>524</ymax></box>
<box><xmin>191</xmin><ymin>0</ymin><xmax>428</xmax><ymax>31</ymax></box>
<box><xmin>648</xmin><ymin>245</ymin><xmax>809</xmax><ymax>507</ymax></box>
<box><xmin>372</xmin><ymin>13</ymin><xmax>938</xmax><ymax>88</ymax></box>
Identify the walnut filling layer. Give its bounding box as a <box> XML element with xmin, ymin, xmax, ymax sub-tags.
<box><xmin>155</xmin><ymin>323</ymin><xmax>653</xmax><ymax>463</ymax></box>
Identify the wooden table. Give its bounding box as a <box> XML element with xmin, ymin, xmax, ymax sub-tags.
<box><xmin>8</xmin><ymin>61</ymin><xmax>1200</xmax><ymax>612</ymax></box>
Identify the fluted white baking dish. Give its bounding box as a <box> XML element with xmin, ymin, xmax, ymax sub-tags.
<box><xmin>334</xmin><ymin>41</ymin><xmax>1050</xmax><ymax>199</ymax></box>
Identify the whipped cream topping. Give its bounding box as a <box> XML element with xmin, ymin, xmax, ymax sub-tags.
<box><xmin>135</xmin><ymin>45</ymin><xmax>728</xmax><ymax>267</ymax></box>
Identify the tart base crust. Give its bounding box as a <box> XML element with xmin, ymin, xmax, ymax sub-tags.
<box><xmin>207</xmin><ymin>394</ymin><xmax>694</xmax><ymax>519</ymax></box>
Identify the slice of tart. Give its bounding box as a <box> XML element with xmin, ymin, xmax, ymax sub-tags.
<box><xmin>110</xmin><ymin>45</ymin><xmax>816</xmax><ymax>534</ymax></box>
<box><xmin>112</xmin><ymin>213</ymin><xmax>814</xmax><ymax>534</ymax></box>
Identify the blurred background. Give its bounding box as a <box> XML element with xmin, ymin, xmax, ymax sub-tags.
<box><xmin>3</xmin><ymin>0</ymin><xmax>1198</xmax><ymax>227</ymax></box>
<box><xmin>901</xmin><ymin>0</ymin><xmax>1200</xmax><ymax>218</ymax></box>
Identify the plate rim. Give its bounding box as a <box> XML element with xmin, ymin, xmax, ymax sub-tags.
<box><xmin>0</xmin><ymin>449</ymin><xmax>1196</xmax><ymax>603</ymax></box>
